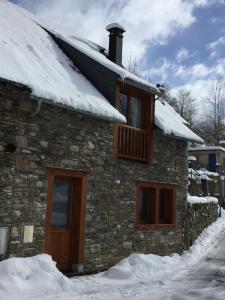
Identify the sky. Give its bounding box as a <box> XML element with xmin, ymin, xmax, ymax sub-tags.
<box><xmin>9</xmin><ymin>0</ymin><xmax>225</xmax><ymax>101</ymax></box>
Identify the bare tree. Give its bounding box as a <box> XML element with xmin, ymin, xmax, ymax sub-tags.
<box><xmin>161</xmin><ymin>84</ymin><xmax>179</xmax><ymax>111</ymax></box>
<box><xmin>199</xmin><ymin>78</ymin><xmax>225</xmax><ymax>145</ymax></box>
<box><xmin>124</xmin><ymin>53</ymin><xmax>151</xmax><ymax>82</ymax></box>
<box><xmin>174</xmin><ymin>89</ymin><xmax>196</xmax><ymax>125</ymax></box>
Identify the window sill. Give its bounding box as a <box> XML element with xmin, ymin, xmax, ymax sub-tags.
<box><xmin>135</xmin><ymin>224</ymin><xmax>176</xmax><ymax>231</ymax></box>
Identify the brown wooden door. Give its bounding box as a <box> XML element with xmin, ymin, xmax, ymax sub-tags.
<box><xmin>45</xmin><ymin>169</ymin><xmax>87</xmax><ymax>271</ymax></box>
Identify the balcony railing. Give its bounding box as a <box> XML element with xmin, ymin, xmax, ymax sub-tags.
<box><xmin>115</xmin><ymin>124</ymin><xmax>149</xmax><ymax>162</ymax></box>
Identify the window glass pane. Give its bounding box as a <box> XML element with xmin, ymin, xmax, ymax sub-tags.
<box><xmin>119</xmin><ymin>93</ymin><xmax>128</xmax><ymax>118</ymax></box>
<box><xmin>139</xmin><ymin>187</ymin><xmax>156</xmax><ymax>224</ymax></box>
<box><xmin>51</xmin><ymin>180</ymin><xmax>72</xmax><ymax>228</ymax></box>
<box><xmin>130</xmin><ymin>96</ymin><xmax>142</xmax><ymax>128</ymax></box>
<box><xmin>159</xmin><ymin>189</ymin><xmax>173</xmax><ymax>224</ymax></box>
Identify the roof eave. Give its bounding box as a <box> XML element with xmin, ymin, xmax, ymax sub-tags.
<box><xmin>189</xmin><ymin>147</ymin><xmax>225</xmax><ymax>152</ymax></box>
<box><xmin>156</xmin><ymin>125</ymin><xmax>204</xmax><ymax>144</ymax></box>
<box><xmin>0</xmin><ymin>78</ymin><xmax>125</xmax><ymax>124</ymax></box>
<box><xmin>117</xmin><ymin>77</ymin><xmax>160</xmax><ymax>95</ymax></box>
<box><xmin>30</xmin><ymin>95</ymin><xmax>126</xmax><ymax>124</ymax></box>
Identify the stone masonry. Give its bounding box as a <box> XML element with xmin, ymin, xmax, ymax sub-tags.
<box><xmin>185</xmin><ymin>202</ymin><xmax>218</xmax><ymax>248</ymax></box>
<box><xmin>0</xmin><ymin>80</ymin><xmax>188</xmax><ymax>272</ymax></box>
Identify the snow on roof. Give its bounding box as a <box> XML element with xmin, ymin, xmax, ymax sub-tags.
<box><xmin>0</xmin><ymin>1</ymin><xmax>204</xmax><ymax>143</ymax></box>
<box><xmin>155</xmin><ymin>100</ymin><xmax>204</xmax><ymax>143</ymax></box>
<box><xmin>0</xmin><ymin>0</ymin><xmax>125</xmax><ymax>122</ymax></box>
<box><xmin>40</xmin><ymin>22</ymin><xmax>159</xmax><ymax>94</ymax></box>
<box><xmin>189</xmin><ymin>146</ymin><xmax>225</xmax><ymax>152</ymax></box>
<box><xmin>38</xmin><ymin>21</ymin><xmax>202</xmax><ymax>143</ymax></box>
<box><xmin>106</xmin><ymin>23</ymin><xmax>126</xmax><ymax>32</ymax></box>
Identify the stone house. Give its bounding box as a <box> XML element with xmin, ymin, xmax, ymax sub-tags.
<box><xmin>0</xmin><ymin>1</ymin><xmax>203</xmax><ymax>273</ymax></box>
<box><xmin>188</xmin><ymin>145</ymin><xmax>225</xmax><ymax>198</ymax></box>
<box><xmin>188</xmin><ymin>145</ymin><xmax>225</xmax><ymax>173</ymax></box>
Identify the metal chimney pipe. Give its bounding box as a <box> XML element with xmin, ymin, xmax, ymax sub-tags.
<box><xmin>106</xmin><ymin>23</ymin><xmax>126</xmax><ymax>66</ymax></box>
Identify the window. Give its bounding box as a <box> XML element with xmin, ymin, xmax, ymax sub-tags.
<box><xmin>114</xmin><ymin>83</ymin><xmax>155</xmax><ymax>163</ymax></box>
<box><xmin>119</xmin><ymin>93</ymin><xmax>142</xmax><ymax>128</ymax></box>
<box><xmin>51</xmin><ymin>180</ymin><xmax>73</xmax><ymax>228</ymax></box>
<box><xmin>136</xmin><ymin>182</ymin><xmax>176</xmax><ymax>230</ymax></box>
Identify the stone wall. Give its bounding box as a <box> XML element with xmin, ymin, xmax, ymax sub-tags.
<box><xmin>185</xmin><ymin>202</ymin><xmax>218</xmax><ymax>248</ymax></box>
<box><xmin>0</xmin><ymin>80</ymin><xmax>188</xmax><ymax>272</ymax></box>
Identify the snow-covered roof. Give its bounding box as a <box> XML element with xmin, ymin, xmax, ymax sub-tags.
<box><xmin>0</xmin><ymin>0</ymin><xmax>125</xmax><ymax>123</ymax></box>
<box><xmin>0</xmin><ymin>0</ymin><xmax>203</xmax><ymax>143</ymax></box>
<box><xmin>155</xmin><ymin>100</ymin><xmax>203</xmax><ymax>143</ymax></box>
<box><xmin>189</xmin><ymin>146</ymin><xmax>225</xmax><ymax>152</ymax></box>
<box><xmin>40</xmin><ymin>23</ymin><xmax>203</xmax><ymax>143</ymax></box>
<box><xmin>44</xmin><ymin>28</ymin><xmax>159</xmax><ymax>94</ymax></box>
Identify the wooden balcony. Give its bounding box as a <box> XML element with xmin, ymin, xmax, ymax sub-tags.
<box><xmin>114</xmin><ymin>124</ymin><xmax>149</xmax><ymax>162</ymax></box>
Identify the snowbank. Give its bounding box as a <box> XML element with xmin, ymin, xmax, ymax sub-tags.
<box><xmin>0</xmin><ymin>0</ymin><xmax>125</xmax><ymax>122</ymax></box>
<box><xmin>187</xmin><ymin>195</ymin><xmax>218</xmax><ymax>204</ymax></box>
<box><xmin>0</xmin><ymin>254</ymin><xmax>73</xmax><ymax>300</ymax></box>
<box><xmin>0</xmin><ymin>212</ymin><xmax>224</xmax><ymax>300</ymax></box>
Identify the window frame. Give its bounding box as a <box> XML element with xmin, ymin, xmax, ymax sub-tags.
<box><xmin>45</xmin><ymin>168</ymin><xmax>88</xmax><ymax>266</ymax></box>
<box><xmin>119</xmin><ymin>93</ymin><xmax>143</xmax><ymax>129</ymax></box>
<box><xmin>114</xmin><ymin>82</ymin><xmax>155</xmax><ymax>164</ymax></box>
<box><xmin>51</xmin><ymin>178</ymin><xmax>74</xmax><ymax>229</ymax></box>
<box><xmin>136</xmin><ymin>181</ymin><xmax>176</xmax><ymax>230</ymax></box>
<box><xmin>116</xmin><ymin>82</ymin><xmax>155</xmax><ymax>130</ymax></box>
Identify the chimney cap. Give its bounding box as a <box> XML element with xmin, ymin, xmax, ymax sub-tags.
<box><xmin>106</xmin><ymin>23</ymin><xmax>126</xmax><ymax>33</ymax></box>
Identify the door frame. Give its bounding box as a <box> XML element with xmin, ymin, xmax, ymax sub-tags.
<box><xmin>44</xmin><ymin>167</ymin><xmax>88</xmax><ymax>269</ymax></box>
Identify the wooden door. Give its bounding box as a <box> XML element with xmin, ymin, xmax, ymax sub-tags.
<box><xmin>45</xmin><ymin>169</ymin><xmax>87</xmax><ymax>271</ymax></box>
<box><xmin>209</xmin><ymin>153</ymin><xmax>216</xmax><ymax>172</ymax></box>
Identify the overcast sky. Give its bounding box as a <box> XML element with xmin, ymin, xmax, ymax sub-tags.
<box><xmin>10</xmin><ymin>0</ymin><xmax>225</xmax><ymax>101</ymax></box>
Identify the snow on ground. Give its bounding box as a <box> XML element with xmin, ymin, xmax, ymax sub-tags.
<box><xmin>0</xmin><ymin>0</ymin><xmax>125</xmax><ymax>122</ymax></box>
<box><xmin>0</xmin><ymin>211</ymin><xmax>225</xmax><ymax>300</ymax></box>
<box><xmin>187</xmin><ymin>195</ymin><xmax>218</xmax><ymax>204</ymax></box>
<box><xmin>0</xmin><ymin>254</ymin><xmax>74</xmax><ymax>300</ymax></box>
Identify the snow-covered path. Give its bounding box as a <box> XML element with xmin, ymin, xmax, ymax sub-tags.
<box><xmin>41</xmin><ymin>215</ymin><xmax>225</xmax><ymax>300</ymax></box>
<box><xmin>138</xmin><ymin>232</ymin><xmax>225</xmax><ymax>300</ymax></box>
<box><xmin>43</xmin><ymin>230</ymin><xmax>225</xmax><ymax>300</ymax></box>
<box><xmin>1</xmin><ymin>213</ymin><xmax>225</xmax><ymax>300</ymax></box>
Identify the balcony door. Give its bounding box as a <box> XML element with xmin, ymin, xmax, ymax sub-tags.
<box><xmin>45</xmin><ymin>168</ymin><xmax>87</xmax><ymax>271</ymax></box>
<box><xmin>120</xmin><ymin>93</ymin><xmax>143</xmax><ymax>128</ymax></box>
<box><xmin>114</xmin><ymin>82</ymin><xmax>155</xmax><ymax>163</ymax></box>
